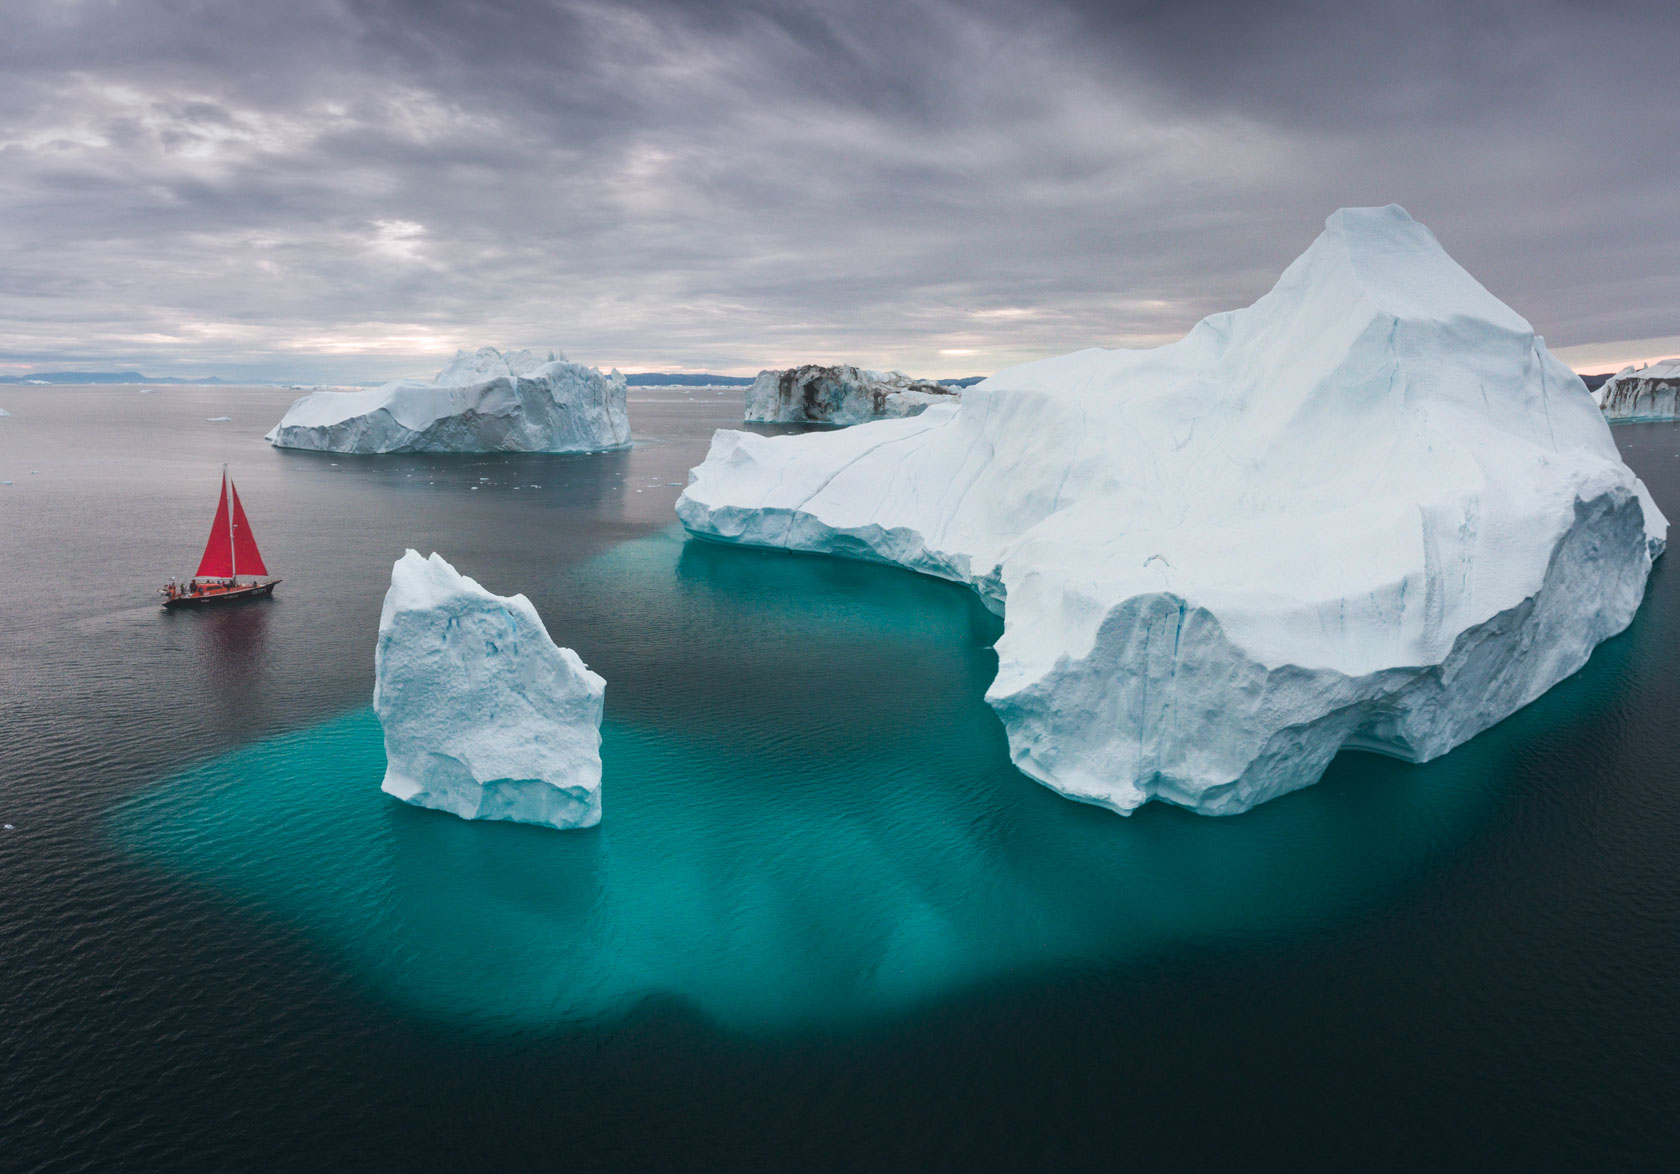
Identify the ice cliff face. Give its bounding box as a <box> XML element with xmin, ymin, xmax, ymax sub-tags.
<box><xmin>267</xmin><ymin>347</ymin><xmax>630</xmax><ymax>453</ymax></box>
<box><xmin>374</xmin><ymin>550</ymin><xmax>604</xmax><ymax>829</ymax></box>
<box><xmin>679</xmin><ymin>205</ymin><xmax>1667</xmax><ymax>817</ymax></box>
<box><xmin>744</xmin><ymin>364</ymin><xmax>960</xmax><ymax>425</ymax></box>
<box><xmin>1597</xmin><ymin>359</ymin><xmax>1680</xmax><ymax>421</ymax></box>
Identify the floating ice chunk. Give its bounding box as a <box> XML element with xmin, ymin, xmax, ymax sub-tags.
<box><xmin>744</xmin><ymin>365</ymin><xmax>960</xmax><ymax>425</ymax></box>
<box><xmin>680</xmin><ymin>205</ymin><xmax>1667</xmax><ymax>817</ymax></box>
<box><xmin>1597</xmin><ymin>358</ymin><xmax>1680</xmax><ymax>421</ymax></box>
<box><xmin>266</xmin><ymin>346</ymin><xmax>630</xmax><ymax>454</ymax></box>
<box><xmin>0</xmin><ymin>408</ymin><xmax>10</xmax><ymax>416</ymax></box>
<box><xmin>205</xmin><ymin>416</ymin><xmax>231</xmax><ymax>422</ymax></box>
<box><xmin>375</xmin><ymin>550</ymin><xmax>604</xmax><ymax>830</ymax></box>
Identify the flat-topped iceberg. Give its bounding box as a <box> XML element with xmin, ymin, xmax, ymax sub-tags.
<box><xmin>680</xmin><ymin>205</ymin><xmax>1666</xmax><ymax>817</ymax></box>
<box><xmin>267</xmin><ymin>347</ymin><xmax>630</xmax><ymax>453</ymax></box>
<box><xmin>745</xmin><ymin>364</ymin><xmax>959</xmax><ymax>425</ymax></box>
<box><xmin>375</xmin><ymin>550</ymin><xmax>604</xmax><ymax>829</ymax></box>
<box><xmin>1597</xmin><ymin>358</ymin><xmax>1680</xmax><ymax>421</ymax></box>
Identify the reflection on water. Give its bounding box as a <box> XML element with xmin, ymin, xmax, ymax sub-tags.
<box><xmin>110</xmin><ymin>523</ymin><xmax>1645</xmax><ymax>1034</ymax></box>
<box><xmin>161</xmin><ymin>599</ymin><xmax>275</xmax><ymax>735</ymax></box>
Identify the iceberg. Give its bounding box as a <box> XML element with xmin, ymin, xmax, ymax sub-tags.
<box><xmin>374</xmin><ymin>550</ymin><xmax>604</xmax><ymax>829</ymax></box>
<box><xmin>679</xmin><ymin>205</ymin><xmax>1667</xmax><ymax>816</ymax></box>
<box><xmin>1596</xmin><ymin>358</ymin><xmax>1680</xmax><ymax>421</ymax></box>
<box><xmin>744</xmin><ymin>364</ymin><xmax>960</xmax><ymax>425</ymax></box>
<box><xmin>267</xmin><ymin>347</ymin><xmax>630</xmax><ymax>453</ymax></box>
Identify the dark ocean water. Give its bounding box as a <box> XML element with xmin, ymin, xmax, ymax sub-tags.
<box><xmin>2</xmin><ymin>385</ymin><xmax>1678</xmax><ymax>1171</ymax></box>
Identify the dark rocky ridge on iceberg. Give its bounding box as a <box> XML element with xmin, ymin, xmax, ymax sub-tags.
<box><xmin>1597</xmin><ymin>359</ymin><xmax>1680</xmax><ymax>421</ymax></box>
<box><xmin>744</xmin><ymin>364</ymin><xmax>960</xmax><ymax>425</ymax></box>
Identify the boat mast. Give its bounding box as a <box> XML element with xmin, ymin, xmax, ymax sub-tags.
<box><xmin>225</xmin><ymin>464</ymin><xmax>236</xmax><ymax>581</ymax></box>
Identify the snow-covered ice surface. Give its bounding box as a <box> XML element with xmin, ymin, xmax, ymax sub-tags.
<box><xmin>267</xmin><ymin>347</ymin><xmax>631</xmax><ymax>453</ymax></box>
<box><xmin>375</xmin><ymin>550</ymin><xmax>604</xmax><ymax>830</ymax></box>
<box><xmin>1597</xmin><ymin>359</ymin><xmax>1680</xmax><ymax>421</ymax></box>
<box><xmin>744</xmin><ymin>364</ymin><xmax>960</xmax><ymax>425</ymax></box>
<box><xmin>680</xmin><ymin>205</ymin><xmax>1668</xmax><ymax>817</ymax></box>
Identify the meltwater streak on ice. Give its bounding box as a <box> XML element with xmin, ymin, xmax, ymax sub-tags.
<box><xmin>109</xmin><ymin>524</ymin><xmax>1649</xmax><ymax>1034</ymax></box>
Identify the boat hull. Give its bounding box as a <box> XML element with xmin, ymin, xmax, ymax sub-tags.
<box><xmin>161</xmin><ymin>580</ymin><xmax>280</xmax><ymax>608</ymax></box>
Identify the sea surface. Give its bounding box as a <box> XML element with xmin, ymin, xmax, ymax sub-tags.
<box><xmin>2</xmin><ymin>385</ymin><xmax>1678</xmax><ymax>1171</ymax></box>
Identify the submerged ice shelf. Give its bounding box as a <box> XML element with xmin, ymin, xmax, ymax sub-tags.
<box><xmin>376</xmin><ymin>550</ymin><xmax>604</xmax><ymax>830</ymax></box>
<box><xmin>681</xmin><ymin>205</ymin><xmax>1667</xmax><ymax>817</ymax></box>
<box><xmin>115</xmin><ymin>526</ymin><xmax>1584</xmax><ymax>1033</ymax></box>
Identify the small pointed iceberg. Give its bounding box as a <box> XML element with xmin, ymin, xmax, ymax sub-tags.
<box><xmin>680</xmin><ymin>205</ymin><xmax>1667</xmax><ymax>817</ymax></box>
<box><xmin>375</xmin><ymin>550</ymin><xmax>604</xmax><ymax>829</ymax></box>
<box><xmin>267</xmin><ymin>346</ymin><xmax>630</xmax><ymax>453</ymax></box>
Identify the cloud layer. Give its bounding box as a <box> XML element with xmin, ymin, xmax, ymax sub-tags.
<box><xmin>0</xmin><ymin>0</ymin><xmax>1675</xmax><ymax>380</ymax></box>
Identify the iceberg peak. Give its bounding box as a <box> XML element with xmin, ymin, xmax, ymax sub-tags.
<box><xmin>433</xmin><ymin>346</ymin><xmax>567</xmax><ymax>385</ymax></box>
<box><xmin>1304</xmin><ymin>204</ymin><xmax>1532</xmax><ymax>334</ymax></box>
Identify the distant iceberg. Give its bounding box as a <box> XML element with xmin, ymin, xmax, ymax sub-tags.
<box><xmin>744</xmin><ymin>365</ymin><xmax>960</xmax><ymax>425</ymax></box>
<box><xmin>375</xmin><ymin>550</ymin><xmax>605</xmax><ymax>830</ymax></box>
<box><xmin>680</xmin><ymin>205</ymin><xmax>1666</xmax><ymax>817</ymax></box>
<box><xmin>267</xmin><ymin>347</ymin><xmax>630</xmax><ymax>453</ymax></box>
<box><xmin>1596</xmin><ymin>358</ymin><xmax>1680</xmax><ymax>421</ymax></box>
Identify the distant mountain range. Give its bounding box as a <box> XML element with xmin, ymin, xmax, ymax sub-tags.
<box><xmin>0</xmin><ymin>371</ymin><xmax>225</xmax><ymax>384</ymax></box>
<box><xmin>623</xmin><ymin>373</ymin><xmax>756</xmax><ymax>387</ymax></box>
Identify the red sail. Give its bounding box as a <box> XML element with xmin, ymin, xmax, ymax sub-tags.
<box><xmin>195</xmin><ymin>472</ymin><xmax>234</xmax><ymax>578</ymax></box>
<box><xmin>230</xmin><ymin>481</ymin><xmax>268</xmax><ymax>576</ymax></box>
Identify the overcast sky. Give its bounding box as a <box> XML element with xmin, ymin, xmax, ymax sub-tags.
<box><xmin>0</xmin><ymin>0</ymin><xmax>1675</xmax><ymax>382</ymax></box>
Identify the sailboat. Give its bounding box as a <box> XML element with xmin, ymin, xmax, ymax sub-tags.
<box><xmin>160</xmin><ymin>466</ymin><xmax>281</xmax><ymax>607</ymax></box>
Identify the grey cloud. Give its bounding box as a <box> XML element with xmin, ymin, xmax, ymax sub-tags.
<box><xmin>0</xmin><ymin>0</ymin><xmax>1674</xmax><ymax>382</ymax></box>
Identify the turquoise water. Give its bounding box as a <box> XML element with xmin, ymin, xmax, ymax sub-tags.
<box><xmin>111</xmin><ymin>524</ymin><xmax>1602</xmax><ymax>1034</ymax></box>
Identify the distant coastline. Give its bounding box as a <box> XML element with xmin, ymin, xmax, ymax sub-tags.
<box><xmin>1</xmin><ymin>369</ymin><xmax>990</xmax><ymax>388</ymax></box>
<box><xmin>0</xmin><ymin>370</ymin><xmax>225</xmax><ymax>385</ymax></box>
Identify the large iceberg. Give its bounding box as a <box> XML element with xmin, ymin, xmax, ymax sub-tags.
<box><xmin>1596</xmin><ymin>358</ymin><xmax>1680</xmax><ymax>421</ymax></box>
<box><xmin>680</xmin><ymin>206</ymin><xmax>1667</xmax><ymax>817</ymax></box>
<box><xmin>267</xmin><ymin>347</ymin><xmax>630</xmax><ymax>453</ymax></box>
<box><xmin>744</xmin><ymin>364</ymin><xmax>960</xmax><ymax>425</ymax></box>
<box><xmin>375</xmin><ymin>550</ymin><xmax>604</xmax><ymax>829</ymax></box>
